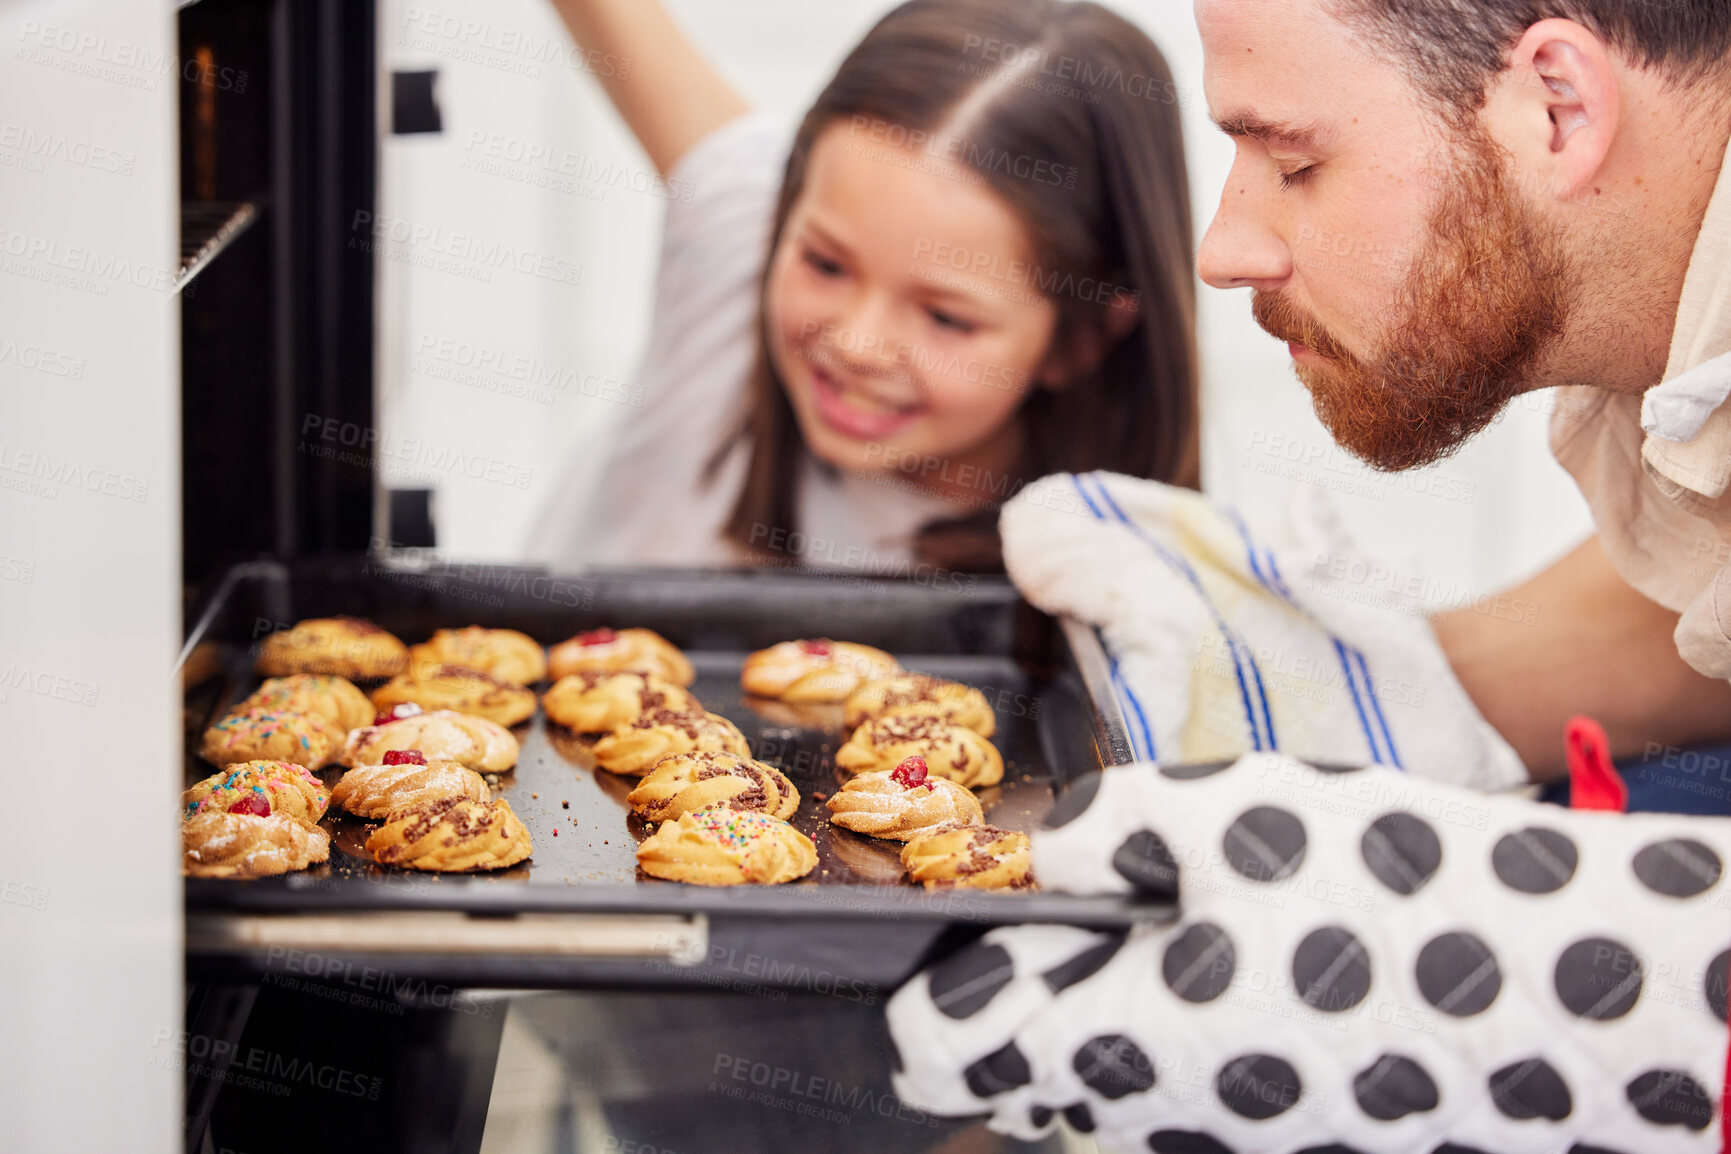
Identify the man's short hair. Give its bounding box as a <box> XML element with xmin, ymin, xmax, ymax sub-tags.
<box><xmin>1330</xmin><ymin>0</ymin><xmax>1731</xmax><ymax>109</ymax></box>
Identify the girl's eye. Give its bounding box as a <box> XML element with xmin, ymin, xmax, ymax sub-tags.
<box><xmin>928</xmin><ymin>308</ymin><xmax>977</xmax><ymax>334</ymax></box>
<box><xmin>803</xmin><ymin>249</ymin><xmax>845</xmax><ymax>278</ymax></box>
<box><xmin>1277</xmin><ymin>164</ymin><xmax>1316</xmax><ymax>191</ymax></box>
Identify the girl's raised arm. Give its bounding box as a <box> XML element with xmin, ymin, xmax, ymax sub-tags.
<box><xmin>547</xmin><ymin>0</ymin><xmax>749</xmax><ymax>176</ymax></box>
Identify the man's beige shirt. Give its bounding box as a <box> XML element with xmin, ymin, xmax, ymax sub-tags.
<box><xmin>1551</xmin><ymin>138</ymin><xmax>1731</xmax><ymax>678</ymax></box>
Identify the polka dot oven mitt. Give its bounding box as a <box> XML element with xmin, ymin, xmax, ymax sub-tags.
<box><xmin>886</xmin><ymin>754</ymin><xmax>1730</xmax><ymax>1153</ymax></box>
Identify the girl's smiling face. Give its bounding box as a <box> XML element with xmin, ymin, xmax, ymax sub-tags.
<box><xmin>763</xmin><ymin>121</ymin><xmax>1060</xmax><ymax>502</ymax></box>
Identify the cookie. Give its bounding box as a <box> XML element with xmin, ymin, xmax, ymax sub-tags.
<box><xmin>900</xmin><ymin>824</ymin><xmax>1033</xmax><ymax>891</ymax></box>
<box><xmin>844</xmin><ymin>674</ymin><xmax>996</xmax><ymax>737</ymax></box>
<box><xmin>626</xmin><ymin>751</ymin><xmax>800</xmax><ymax>823</ymax></box>
<box><xmin>183</xmin><ymin>760</ymin><xmax>331</xmax><ymax>828</ymax></box>
<box><xmin>371</xmin><ymin>665</ymin><xmax>538</xmax><ymax>726</ymax></box>
<box><xmin>740</xmin><ymin>639</ymin><xmax>900</xmax><ymax>702</ymax></box>
<box><xmin>183</xmin><ymin>809</ymin><xmax>331</xmax><ymax>879</ymax></box>
<box><xmin>407</xmin><ymin>626</ymin><xmax>546</xmax><ymax>685</ymax></box>
<box><xmin>835</xmin><ymin>715</ymin><xmax>1004</xmax><ymax>788</ymax></box>
<box><xmin>542</xmin><ymin>671</ymin><xmax>701</xmax><ymax>733</ymax></box>
<box><xmin>330</xmin><ymin>756</ymin><xmax>491</xmax><ymax>819</ymax></box>
<box><xmin>547</xmin><ymin>627</ymin><xmax>695</xmax><ymax>686</ymax></box>
<box><xmin>636</xmin><ymin>808</ymin><xmax>817</xmax><ymax>886</ymax></box>
<box><xmin>591</xmin><ymin>708</ymin><xmax>751</xmax><ymax>776</ymax></box>
<box><xmin>339</xmin><ymin>709</ymin><xmax>519</xmax><ymax>772</ymax></box>
<box><xmin>199</xmin><ymin>707</ymin><xmax>342</xmax><ymax>771</ymax></box>
<box><xmin>255</xmin><ymin>617</ymin><xmax>408</xmax><ymax>680</ymax></box>
<box><xmin>826</xmin><ymin>757</ymin><xmax>984</xmax><ymax>841</ymax></box>
<box><xmin>231</xmin><ymin>674</ymin><xmax>376</xmax><ymax>733</ymax></box>
<box><xmin>365</xmin><ymin>796</ymin><xmax>532</xmax><ymax>872</ymax></box>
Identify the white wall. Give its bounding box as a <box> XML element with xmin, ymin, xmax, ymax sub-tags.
<box><xmin>0</xmin><ymin>1</ymin><xmax>182</xmax><ymax>1151</ymax></box>
<box><xmin>378</xmin><ymin>0</ymin><xmax>1594</xmax><ymax>599</ymax></box>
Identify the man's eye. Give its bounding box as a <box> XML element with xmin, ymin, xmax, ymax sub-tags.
<box><xmin>1277</xmin><ymin>164</ymin><xmax>1316</xmax><ymax>191</ymax></box>
<box><xmin>804</xmin><ymin>250</ymin><xmax>844</xmax><ymax>277</ymax></box>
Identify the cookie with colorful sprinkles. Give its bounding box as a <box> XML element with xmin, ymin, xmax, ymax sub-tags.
<box><xmin>636</xmin><ymin>808</ymin><xmax>817</xmax><ymax>886</ymax></box>
<box><xmin>198</xmin><ymin>707</ymin><xmax>342</xmax><ymax>770</ymax></box>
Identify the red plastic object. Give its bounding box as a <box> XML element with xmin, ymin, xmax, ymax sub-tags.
<box><xmin>1564</xmin><ymin>715</ymin><xmax>1626</xmax><ymax>813</ymax></box>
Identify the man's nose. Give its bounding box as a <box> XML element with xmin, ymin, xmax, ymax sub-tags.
<box><xmin>1198</xmin><ymin>163</ymin><xmax>1293</xmax><ymax>292</ymax></box>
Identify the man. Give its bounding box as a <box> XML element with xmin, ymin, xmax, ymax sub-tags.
<box><xmin>1195</xmin><ymin>0</ymin><xmax>1731</xmax><ymax>781</ymax></box>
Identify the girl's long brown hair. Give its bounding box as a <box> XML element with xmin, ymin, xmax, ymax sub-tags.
<box><xmin>719</xmin><ymin>0</ymin><xmax>1199</xmax><ymax>572</ymax></box>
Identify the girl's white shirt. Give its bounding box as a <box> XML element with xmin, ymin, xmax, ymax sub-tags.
<box><xmin>525</xmin><ymin>114</ymin><xmax>971</xmax><ymax>576</ymax></box>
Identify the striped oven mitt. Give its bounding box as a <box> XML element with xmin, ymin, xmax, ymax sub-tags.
<box><xmin>999</xmin><ymin>472</ymin><xmax>1527</xmax><ymax>791</ymax></box>
<box><xmin>887</xmin><ymin>755</ymin><xmax>1731</xmax><ymax>1153</ymax></box>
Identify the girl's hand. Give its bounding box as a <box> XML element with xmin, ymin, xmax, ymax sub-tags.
<box><xmin>546</xmin><ymin>0</ymin><xmax>750</xmax><ymax>177</ymax></box>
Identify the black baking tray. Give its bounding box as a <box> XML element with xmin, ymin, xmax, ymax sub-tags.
<box><xmin>181</xmin><ymin>557</ymin><xmax>1165</xmax><ymax>988</ymax></box>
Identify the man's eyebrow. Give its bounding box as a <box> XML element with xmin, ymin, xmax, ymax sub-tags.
<box><xmin>1214</xmin><ymin>112</ymin><xmax>1324</xmax><ymax>150</ymax></box>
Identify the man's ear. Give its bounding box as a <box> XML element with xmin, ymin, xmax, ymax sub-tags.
<box><xmin>1036</xmin><ymin>290</ymin><xmax>1143</xmax><ymax>391</ymax></box>
<box><xmin>1480</xmin><ymin>18</ymin><xmax>1621</xmax><ymax>199</ymax></box>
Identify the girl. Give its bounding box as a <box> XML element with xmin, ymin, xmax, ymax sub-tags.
<box><xmin>535</xmin><ymin>0</ymin><xmax>1198</xmax><ymax>573</ymax></box>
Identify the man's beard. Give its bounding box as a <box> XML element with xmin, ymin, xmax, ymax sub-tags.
<box><xmin>1252</xmin><ymin>132</ymin><xmax>1574</xmax><ymax>472</ymax></box>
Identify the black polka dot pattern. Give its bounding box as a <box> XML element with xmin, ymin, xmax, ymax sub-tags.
<box><xmin>1567</xmin><ymin>1146</ymin><xmax>1634</xmax><ymax>1154</ymax></box>
<box><xmin>1632</xmin><ymin>838</ymin><xmax>1723</xmax><ymax>898</ymax></box>
<box><xmin>1028</xmin><ymin>1105</ymin><xmax>1052</xmax><ymax>1128</ymax></box>
<box><xmin>1147</xmin><ymin>1133</ymin><xmax>1235</xmax><ymax>1154</ymax></box>
<box><xmin>1432</xmin><ymin>1146</ymin><xmax>1495</xmax><ymax>1154</ymax></box>
<box><xmin>1353</xmin><ymin>1053</ymin><xmax>1439</xmax><ymax>1121</ymax></box>
<box><xmin>1293</xmin><ymin>1147</ymin><xmax>1369</xmax><ymax>1154</ymax></box>
<box><xmin>1044</xmin><ymin>771</ymin><xmax>1102</xmax><ymax>829</ymax></box>
<box><xmin>1072</xmin><ymin>1035</ymin><xmax>1156</xmax><ymax>1100</ymax></box>
<box><xmin>1062</xmin><ymin>1102</ymin><xmax>1096</xmax><ymax>1132</ymax></box>
<box><xmin>926</xmin><ymin>942</ymin><xmax>1015</xmax><ymax>1020</ymax></box>
<box><xmin>1112</xmin><ymin>829</ymin><xmax>1180</xmax><ymax>896</ymax></box>
<box><xmin>963</xmin><ymin>1041</ymin><xmax>1032</xmax><ymax>1098</ymax></box>
<box><xmin>1626</xmin><ymin>1069</ymin><xmax>1713</xmax><ymax>1131</ymax></box>
<box><xmin>1415</xmin><ymin>932</ymin><xmax>1502</xmax><ymax>1017</ymax></box>
<box><xmin>1361</xmin><ymin>812</ymin><xmax>1442</xmax><ymax>895</ymax></box>
<box><xmin>1489</xmin><ymin>1057</ymin><xmax>1572</xmax><ymax>1121</ymax></box>
<box><xmin>1491</xmin><ymin>827</ymin><xmax>1579</xmax><ymax>894</ymax></box>
<box><xmin>1706</xmin><ymin>947</ymin><xmax>1729</xmax><ymax>1022</ymax></box>
<box><xmin>1216</xmin><ymin>1053</ymin><xmax>1302</xmax><ymax>1120</ymax></box>
<box><xmin>1043</xmin><ymin>932</ymin><xmax>1127</xmax><ymax>994</ymax></box>
<box><xmin>1222</xmin><ymin>806</ymin><xmax>1307</xmax><ymax>882</ymax></box>
<box><xmin>1299</xmin><ymin>759</ymin><xmax>1367</xmax><ymax>775</ymax></box>
<box><xmin>1160</xmin><ymin>759</ymin><xmax>1236</xmax><ymax>780</ymax></box>
<box><xmin>1554</xmin><ymin>937</ymin><xmax>1644</xmax><ymax>1020</ymax></box>
<box><xmin>1292</xmin><ymin>926</ymin><xmax>1372</xmax><ymax>1013</ymax></box>
<box><xmin>1162</xmin><ymin>922</ymin><xmax>1236</xmax><ymax>1004</ymax></box>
